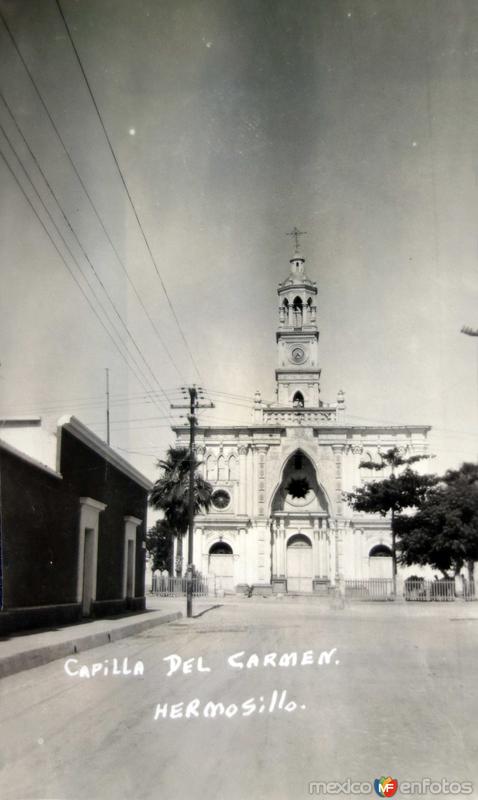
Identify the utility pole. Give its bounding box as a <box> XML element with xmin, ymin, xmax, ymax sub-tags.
<box><xmin>171</xmin><ymin>386</ymin><xmax>214</xmax><ymax>618</ymax></box>
<box><xmin>105</xmin><ymin>368</ymin><xmax>110</xmax><ymax>445</ymax></box>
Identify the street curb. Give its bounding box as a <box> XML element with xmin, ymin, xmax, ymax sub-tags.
<box><xmin>0</xmin><ymin>611</ymin><xmax>182</xmax><ymax>679</ymax></box>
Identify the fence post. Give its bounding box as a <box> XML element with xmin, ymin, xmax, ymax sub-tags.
<box><xmin>395</xmin><ymin>576</ymin><xmax>403</xmax><ymax>601</ymax></box>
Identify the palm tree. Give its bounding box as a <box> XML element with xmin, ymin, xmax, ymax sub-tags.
<box><xmin>149</xmin><ymin>447</ymin><xmax>213</xmax><ymax>576</ymax></box>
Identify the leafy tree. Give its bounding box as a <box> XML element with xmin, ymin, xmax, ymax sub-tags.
<box><xmin>149</xmin><ymin>446</ymin><xmax>213</xmax><ymax>576</ymax></box>
<box><xmin>145</xmin><ymin>519</ymin><xmax>175</xmax><ymax>573</ymax></box>
<box><xmin>396</xmin><ymin>463</ymin><xmax>478</xmax><ymax>579</ymax></box>
<box><xmin>345</xmin><ymin>447</ymin><xmax>435</xmax><ymax>583</ymax></box>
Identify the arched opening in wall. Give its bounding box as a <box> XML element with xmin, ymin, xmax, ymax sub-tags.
<box><xmin>306</xmin><ymin>296</ymin><xmax>313</xmax><ymax>322</ymax></box>
<box><xmin>228</xmin><ymin>455</ymin><xmax>238</xmax><ymax>481</ymax></box>
<box><xmin>271</xmin><ymin>449</ymin><xmax>328</xmax><ymax>514</ymax></box>
<box><xmin>293</xmin><ymin>391</ymin><xmax>304</xmax><ymax>408</ymax></box>
<box><xmin>360</xmin><ymin>452</ymin><xmax>375</xmax><ymax>482</ymax></box>
<box><xmin>209</xmin><ymin>542</ymin><xmax>233</xmax><ymax>555</ymax></box>
<box><xmin>369</xmin><ymin>544</ymin><xmax>393</xmax><ymax>579</ymax></box>
<box><xmin>292</xmin><ymin>296</ymin><xmax>303</xmax><ymax>328</ymax></box>
<box><xmin>206</xmin><ymin>455</ymin><xmax>217</xmax><ymax>481</ymax></box>
<box><xmin>283</xmin><ymin>298</ymin><xmax>289</xmax><ymax>308</ymax></box>
<box><xmin>217</xmin><ymin>455</ymin><xmax>227</xmax><ymax>480</ymax></box>
<box><xmin>287</xmin><ymin>534</ymin><xmax>313</xmax><ymax>592</ymax></box>
<box><xmin>208</xmin><ymin>541</ymin><xmax>234</xmax><ymax>592</ymax></box>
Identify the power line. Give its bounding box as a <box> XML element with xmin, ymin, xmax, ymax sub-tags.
<box><xmin>0</xmin><ymin>85</ymin><xmax>174</xmax><ymax>412</ymax></box>
<box><xmin>0</xmin><ymin>388</ymin><xmax>179</xmax><ymax>414</ymax></box>
<box><xmin>53</xmin><ymin>0</ymin><xmax>204</xmax><ymax>385</ymax></box>
<box><xmin>0</xmin><ymin>387</ymin><xmax>190</xmax><ymax>420</ymax></box>
<box><xmin>0</xmin><ymin>98</ymin><xmax>172</xmax><ymax>416</ymax></box>
<box><xmin>0</xmin><ymin>146</ymin><xmax>168</xmax><ymax>418</ymax></box>
<box><xmin>0</xmin><ymin>8</ymin><xmax>185</xmax><ymax>385</ymax></box>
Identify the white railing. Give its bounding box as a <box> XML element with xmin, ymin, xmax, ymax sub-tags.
<box><xmin>263</xmin><ymin>408</ymin><xmax>338</xmax><ymax>424</ymax></box>
<box><xmin>403</xmin><ymin>579</ymin><xmax>455</xmax><ymax>602</ymax></box>
<box><xmin>463</xmin><ymin>579</ymin><xmax>476</xmax><ymax>601</ymax></box>
<box><xmin>344</xmin><ymin>579</ymin><xmax>394</xmax><ymax>600</ymax></box>
<box><xmin>151</xmin><ymin>576</ymin><xmax>209</xmax><ymax>597</ymax></box>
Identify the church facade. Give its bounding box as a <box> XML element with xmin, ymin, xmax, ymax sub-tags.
<box><xmin>173</xmin><ymin>246</ymin><xmax>430</xmax><ymax>593</ymax></box>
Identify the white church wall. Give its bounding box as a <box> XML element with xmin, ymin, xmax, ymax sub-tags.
<box><xmin>173</xmin><ymin>245</ymin><xmax>431</xmax><ymax>592</ymax></box>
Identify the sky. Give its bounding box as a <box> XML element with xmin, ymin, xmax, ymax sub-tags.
<box><xmin>1</xmin><ymin>0</ymin><xmax>478</xmax><ymax>483</ymax></box>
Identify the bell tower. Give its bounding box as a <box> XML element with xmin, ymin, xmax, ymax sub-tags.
<box><xmin>275</xmin><ymin>229</ymin><xmax>320</xmax><ymax>408</ymax></box>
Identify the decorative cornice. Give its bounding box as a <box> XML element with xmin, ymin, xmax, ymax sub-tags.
<box><xmin>173</xmin><ymin>423</ymin><xmax>431</xmax><ymax>435</ymax></box>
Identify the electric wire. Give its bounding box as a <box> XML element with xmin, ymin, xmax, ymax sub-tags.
<box><xmin>0</xmin><ymin>130</ymin><xmax>169</xmax><ymax>418</ymax></box>
<box><xmin>0</xmin><ymin>147</ymin><xmax>169</xmax><ymax>418</ymax></box>
<box><xmin>54</xmin><ymin>0</ymin><xmax>204</xmax><ymax>385</ymax></box>
<box><xmin>0</xmin><ymin>113</ymin><xmax>171</xmax><ymax>416</ymax></box>
<box><xmin>0</xmin><ymin>8</ymin><xmax>185</xmax><ymax>386</ymax></box>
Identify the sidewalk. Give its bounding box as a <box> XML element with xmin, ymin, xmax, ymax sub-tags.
<box><xmin>0</xmin><ymin>595</ymin><xmax>222</xmax><ymax>680</ymax></box>
<box><xmin>0</xmin><ymin>607</ymin><xmax>184</xmax><ymax>680</ymax></box>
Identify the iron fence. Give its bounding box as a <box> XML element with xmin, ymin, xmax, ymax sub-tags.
<box><xmin>463</xmin><ymin>579</ymin><xmax>476</xmax><ymax>601</ymax></box>
<box><xmin>344</xmin><ymin>579</ymin><xmax>394</xmax><ymax>601</ymax></box>
<box><xmin>151</xmin><ymin>576</ymin><xmax>209</xmax><ymax>597</ymax></box>
<box><xmin>403</xmin><ymin>579</ymin><xmax>455</xmax><ymax>602</ymax></box>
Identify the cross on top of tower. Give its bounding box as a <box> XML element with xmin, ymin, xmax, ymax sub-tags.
<box><xmin>286</xmin><ymin>226</ymin><xmax>307</xmax><ymax>254</ymax></box>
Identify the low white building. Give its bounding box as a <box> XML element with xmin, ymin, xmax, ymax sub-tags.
<box><xmin>174</xmin><ymin>246</ymin><xmax>430</xmax><ymax>593</ymax></box>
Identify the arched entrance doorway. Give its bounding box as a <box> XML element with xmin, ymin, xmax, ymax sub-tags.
<box><xmin>208</xmin><ymin>542</ymin><xmax>234</xmax><ymax>592</ymax></box>
<box><xmin>369</xmin><ymin>544</ymin><xmax>393</xmax><ymax>579</ymax></box>
<box><xmin>287</xmin><ymin>534</ymin><xmax>313</xmax><ymax>592</ymax></box>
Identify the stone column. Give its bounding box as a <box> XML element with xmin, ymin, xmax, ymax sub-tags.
<box><xmin>271</xmin><ymin>520</ymin><xmax>278</xmax><ymax>578</ymax></box>
<box><xmin>256</xmin><ymin>445</ymin><xmax>268</xmax><ymax>519</ymax></box>
<box><xmin>352</xmin><ymin>444</ymin><xmax>363</xmax><ymax>488</ymax></box>
<box><xmin>238</xmin><ymin>445</ymin><xmax>248</xmax><ymax>514</ymax></box>
<box><xmin>330</xmin><ymin>522</ymin><xmax>337</xmax><ymax>586</ymax></box>
<box><xmin>335</xmin><ymin>523</ymin><xmax>345</xmax><ymax>582</ymax></box>
<box><xmin>332</xmin><ymin>444</ymin><xmax>345</xmax><ymax>516</ymax></box>
<box><xmin>251</xmin><ymin>445</ymin><xmax>260</xmax><ymax>518</ymax></box>
<box><xmin>195</xmin><ymin>444</ymin><xmax>206</xmax><ymax>477</ymax></box>
<box><xmin>353</xmin><ymin>528</ymin><xmax>362</xmax><ymax>580</ymax></box>
<box><xmin>246</xmin><ymin>446</ymin><xmax>254</xmax><ymax>517</ymax></box>
<box><xmin>238</xmin><ymin>527</ymin><xmax>247</xmax><ymax>584</ymax></box>
<box><xmin>318</xmin><ymin>518</ymin><xmax>325</xmax><ymax>579</ymax></box>
<box><xmin>193</xmin><ymin>527</ymin><xmax>202</xmax><ymax>571</ymax></box>
<box><xmin>278</xmin><ymin>518</ymin><xmax>286</xmax><ymax>576</ymax></box>
<box><xmin>313</xmin><ymin>517</ymin><xmax>320</xmax><ymax>578</ymax></box>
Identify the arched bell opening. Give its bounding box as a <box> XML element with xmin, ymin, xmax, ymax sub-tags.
<box><xmin>292</xmin><ymin>391</ymin><xmax>304</xmax><ymax>408</ymax></box>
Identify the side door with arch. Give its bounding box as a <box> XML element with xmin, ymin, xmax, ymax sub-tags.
<box><xmin>286</xmin><ymin>534</ymin><xmax>313</xmax><ymax>592</ymax></box>
<box><xmin>208</xmin><ymin>542</ymin><xmax>235</xmax><ymax>592</ymax></box>
<box><xmin>369</xmin><ymin>544</ymin><xmax>393</xmax><ymax>579</ymax></box>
